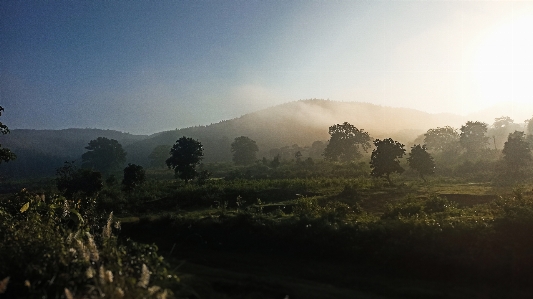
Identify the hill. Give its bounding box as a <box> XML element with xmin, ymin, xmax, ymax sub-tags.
<box><xmin>124</xmin><ymin>99</ymin><xmax>466</xmax><ymax>165</ymax></box>
<box><xmin>0</xmin><ymin>129</ymin><xmax>148</xmax><ymax>178</ymax></box>
<box><xmin>4</xmin><ymin>99</ymin><xmax>513</xmax><ymax>179</ymax></box>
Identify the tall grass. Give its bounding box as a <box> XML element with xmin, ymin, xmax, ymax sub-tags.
<box><xmin>0</xmin><ymin>189</ymin><xmax>181</xmax><ymax>298</ymax></box>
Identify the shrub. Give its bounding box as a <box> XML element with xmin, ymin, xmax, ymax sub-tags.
<box><xmin>56</xmin><ymin>162</ymin><xmax>103</xmax><ymax>199</ymax></box>
<box><xmin>122</xmin><ymin>163</ymin><xmax>146</xmax><ymax>191</ymax></box>
<box><xmin>382</xmin><ymin>195</ymin><xmax>457</xmax><ymax>219</ymax></box>
<box><xmin>0</xmin><ymin>189</ymin><xmax>180</xmax><ymax>298</ymax></box>
<box><xmin>293</xmin><ymin>196</ymin><xmax>322</xmax><ymax>218</ymax></box>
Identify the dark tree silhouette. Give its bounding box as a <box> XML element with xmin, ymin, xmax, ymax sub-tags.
<box><xmin>502</xmin><ymin>131</ymin><xmax>531</xmax><ymax>174</ymax></box>
<box><xmin>81</xmin><ymin>137</ymin><xmax>126</xmax><ymax>175</ymax></box>
<box><xmin>231</xmin><ymin>136</ymin><xmax>259</xmax><ymax>165</ymax></box>
<box><xmin>407</xmin><ymin>144</ymin><xmax>435</xmax><ymax>182</ymax></box>
<box><xmin>324</xmin><ymin>122</ymin><xmax>371</xmax><ymax>162</ymax></box>
<box><xmin>370</xmin><ymin>138</ymin><xmax>405</xmax><ymax>185</ymax></box>
<box><xmin>122</xmin><ymin>163</ymin><xmax>146</xmax><ymax>191</ymax></box>
<box><xmin>459</xmin><ymin>121</ymin><xmax>489</xmax><ymax>156</ymax></box>
<box><xmin>56</xmin><ymin>161</ymin><xmax>103</xmax><ymax>199</ymax></box>
<box><xmin>0</xmin><ymin>106</ymin><xmax>16</xmax><ymax>164</ymax></box>
<box><xmin>166</xmin><ymin>136</ymin><xmax>203</xmax><ymax>182</ymax></box>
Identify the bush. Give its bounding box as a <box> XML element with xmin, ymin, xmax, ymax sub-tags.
<box><xmin>56</xmin><ymin>162</ymin><xmax>103</xmax><ymax>199</ymax></box>
<box><xmin>382</xmin><ymin>195</ymin><xmax>457</xmax><ymax>219</ymax></box>
<box><xmin>293</xmin><ymin>196</ymin><xmax>359</xmax><ymax>222</ymax></box>
<box><xmin>0</xmin><ymin>189</ymin><xmax>180</xmax><ymax>298</ymax></box>
<box><xmin>122</xmin><ymin>164</ymin><xmax>146</xmax><ymax>192</ymax></box>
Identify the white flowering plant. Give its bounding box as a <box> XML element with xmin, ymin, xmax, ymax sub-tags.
<box><xmin>0</xmin><ymin>189</ymin><xmax>180</xmax><ymax>298</ymax></box>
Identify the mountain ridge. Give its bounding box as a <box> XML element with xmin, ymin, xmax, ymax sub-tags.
<box><xmin>122</xmin><ymin>99</ymin><xmax>468</xmax><ymax>165</ymax></box>
<box><xmin>1</xmin><ymin>99</ymin><xmax>529</xmax><ymax>178</ymax></box>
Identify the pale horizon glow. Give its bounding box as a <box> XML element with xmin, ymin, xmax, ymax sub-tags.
<box><xmin>2</xmin><ymin>1</ymin><xmax>533</xmax><ymax>134</ymax></box>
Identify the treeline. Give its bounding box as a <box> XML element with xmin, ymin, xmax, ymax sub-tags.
<box><xmin>0</xmin><ymin>99</ymin><xmax>491</xmax><ymax>180</ymax></box>
<box><xmin>2</xmin><ymin>106</ymin><xmax>533</xmax><ymax>187</ymax></box>
<box><xmin>0</xmin><ymin>129</ymin><xmax>147</xmax><ymax>179</ymax></box>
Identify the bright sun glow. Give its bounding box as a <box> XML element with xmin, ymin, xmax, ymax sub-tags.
<box><xmin>473</xmin><ymin>13</ymin><xmax>533</xmax><ymax>110</ymax></box>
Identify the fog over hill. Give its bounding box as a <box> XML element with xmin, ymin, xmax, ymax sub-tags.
<box><xmin>2</xmin><ymin>99</ymin><xmax>532</xmax><ymax>178</ymax></box>
<box><xmin>468</xmin><ymin>102</ymin><xmax>533</xmax><ymax>127</ymax></box>
<box><xmin>124</xmin><ymin>99</ymin><xmax>468</xmax><ymax>165</ymax></box>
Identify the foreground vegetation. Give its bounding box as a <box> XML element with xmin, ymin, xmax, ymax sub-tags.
<box><xmin>0</xmin><ymin>189</ymin><xmax>184</xmax><ymax>298</ymax></box>
<box><xmin>4</xmin><ymin>106</ymin><xmax>533</xmax><ymax>297</ymax></box>
<box><xmin>4</xmin><ymin>166</ymin><xmax>533</xmax><ymax>297</ymax></box>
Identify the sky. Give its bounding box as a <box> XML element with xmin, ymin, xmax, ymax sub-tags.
<box><xmin>2</xmin><ymin>1</ymin><xmax>533</xmax><ymax>135</ymax></box>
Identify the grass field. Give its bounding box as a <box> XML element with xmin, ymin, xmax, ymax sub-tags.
<box><xmin>115</xmin><ymin>178</ymin><xmax>533</xmax><ymax>298</ymax></box>
<box><xmin>4</xmin><ymin>161</ymin><xmax>533</xmax><ymax>298</ymax></box>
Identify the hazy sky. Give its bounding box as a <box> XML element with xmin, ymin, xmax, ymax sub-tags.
<box><xmin>2</xmin><ymin>1</ymin><xmax>533</xmax><ymax>134</ymax></box>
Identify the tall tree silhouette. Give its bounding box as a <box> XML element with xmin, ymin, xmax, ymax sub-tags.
<box><xmin>324</xmin><ymin>122</ymin><xmax>371</xmax><ymax>162</ymax></box>
<box><xmin>166</xmin><ymin>136</ymin><xmax>203</xmax><ymax>182</ymax></box>
<box><xmin>459</xmin><ymin>121</ymin><xmax>489</xmax><ymax>156</ymax></box>
<box><xmin>502</xmin><ymin>131</ymin><xmax>531</xmax><ymax>175</ymax></box>
<box><xmin>370</xmin><ymin>138</ymin><xmax>405</xmax><ymax>185</ymax></box>
<box><xmin>407</xmin><ymin>144</ymin><xmax>435</xmax><ymax>182</ymax></box>
<box><xmin>82</xmin><ymin>137</ymin><xmax>126</xmax><ymax>175</ymax></box>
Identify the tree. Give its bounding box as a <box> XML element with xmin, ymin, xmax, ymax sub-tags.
<box><xmin>231</xmin><ymin>136</ymin><xmax>259</xmax><ymax>165</ymax></box>
<box><xmin>122</xmin><ymin>163</ymin><xmax>146</xmax><ymax>191</ymax></box>
<box><xmin>56</xmin><ymin>161</ymin><xmax>103</xmax><ymax>199</ymax></box>
<box><xmin>149</xmin><ymin>145</ymin><xmax>172</xmax><ymax>168</ymax></box>
<box><xmin>0</xmin><ymin>106</ymin><xmax>16</xmax><ymax>164</ymax></box>
<box><xmin>81</xmin><ymin>137</ymin><xmax>126</xmax><ymax>175</ymax></box>
<box><xmin>370</xmin><ymin>138</ymin><xmax>405</xmax><ymax>185</ymax></box>
<box><xmin>324</xmin><ymin>122</ymin><xmax>371</xmax><ymax>162</ymax></box>
<box><xmin>492</xmin><ymin>116</ymin><xmax>515</xmax><ymax>131</ymax></box>
<box><xmin>424</xmin><ymin>126</ymin><xmax>460</xmax><ymax>155</ymax></box>
<box><xmin>166</xmin><ymin>136</ymin><xmax>203</xmax><ymax>182</ymax></box>
<box><xmin>459</xmin><ymin>121</ymin><xmax>489</xmax><ymax>156</ymax></box>
<box><xmin>502</xmin><ymin>131</ymin><xmax>531</xmax><ymax>174</ymax></box>
<box><xmin>407</xmin><ymin>144</ymin><xmax>435</xmax><ymax>181</ymax></box>
<box><xmin>489</xmin><ymin>116</ymin><xmax>520</xmax><ymax>150</ymax></box>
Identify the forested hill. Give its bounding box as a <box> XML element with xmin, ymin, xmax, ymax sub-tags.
<box><xmin>0</xmin><ymin>129</ymin><xmax>148</xmax><ymax>178</ymax></box>
<box><xmin>0</xmin><ymin>100</ymin><xmax>469</xmax><ymax>178</ymax></box>
<box><xmin>125</xmin><ymin>99</ymin><xmax>466</xmax><ymax>165</ymax></box>
<box><xmin>3</xmin><ymin>128</ymin><xmax>147</xmax><ymax>157</ymax></box>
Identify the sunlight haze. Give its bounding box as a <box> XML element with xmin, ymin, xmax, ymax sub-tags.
<box><xmin>2</xmin><ymin>1</ymin><xmax>533</xmax><ymax>134</ymax></box>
